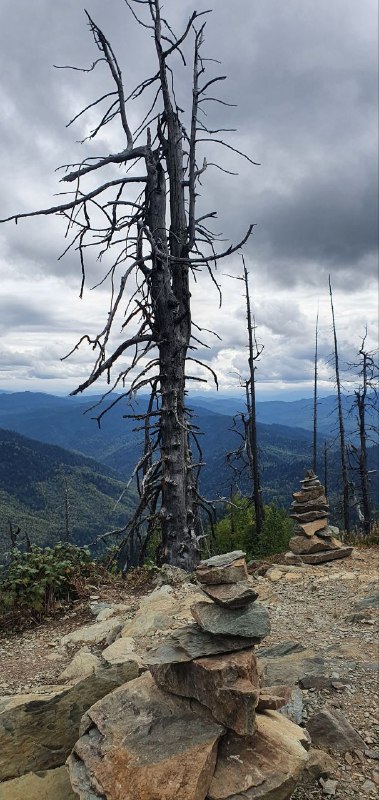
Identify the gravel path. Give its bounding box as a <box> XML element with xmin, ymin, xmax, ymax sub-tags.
<box><xmin>0</xmin><ymin>547</ymin><xmax>378</xmax><ymax>797</ymax></box>
<box><xmin>255</xmin><ymin>547</ymin><xmax>379</xmax><ymax>798</ymax></box>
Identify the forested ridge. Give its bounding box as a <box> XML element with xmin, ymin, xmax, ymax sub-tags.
<box><xmin>0</xmin><ymin>391</ymin><xmax>377</xmax><ymax>554</ymax></box>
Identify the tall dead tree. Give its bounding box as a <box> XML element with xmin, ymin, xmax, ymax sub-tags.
<box><xmin>329</xmin><ymin>276</ymin><xmax>350</xmax><ymax>532</ymax></box>
<box><xmin>312</xmin><ymin>310</ymin><xmax>319</xmax><ymax>472</ymax></box>
<box><xmin>242</xmin><ymin>257</ymin><xmax>264</xmax><ymax>538</ymax></box>
<box><xmin>323</xmin><ymin>440</ymin><xmax>329</xmax><ymax>501</ymax></box>
<box><xmin>1</xmin><ymin>2</ymin><xmax>256</xmax><ymax>570</ymax></box>
<box><xmin>228</xmin><ymin>258</ymin><xmax>264</xmax><ymax>542</ymax></box>
<box><xmin>347</xmin><ymin>333</ymin><xmax>378</xmax><ymax>535</ymax></box>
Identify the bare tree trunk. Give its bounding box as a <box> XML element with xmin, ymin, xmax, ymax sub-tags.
<box><xmin>352</xmin><ymin>340</ymin><xmax>376</xmax><ymax>536</ymax></box>
<box><xmin>323</xmin><ymin>441</ymin><xmax>329</xmax><ymax>501</ymax></box>
<box><xmin>356</xmin><ymin>385</ymin><xmax>371</xmax><ymax>534</ymax></box>
<box><xmin>243</xmin><ymin>259</ymin><xmax>264</xmax><ymax>538</ymax></box>
<box><xmin>329</xmin><ymin>276</ymin><xmax>350</xmax><ymax>532</ymax></box>
<box><xmin>312</xmin><ymin>311</ymin><xmax>319</xmax><ymax>472</ymax></box>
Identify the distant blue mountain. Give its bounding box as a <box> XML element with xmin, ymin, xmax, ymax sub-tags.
<box><xmin>0</xmin><ymin>391</ymin><xmax>377</xmax><ymax>522</ymax></box>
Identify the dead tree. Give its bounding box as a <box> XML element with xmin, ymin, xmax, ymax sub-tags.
<box><xmin>329</xmin><ymin>276</ymin><xmax>350</xmax><ymax>532</ymax></box>
<box><xmin>347</xmin><ymin>333</ymin><xmax>378</xmax><ymax>535</ymax></box>
<box><xmin>312</xmin><ymin>310</ymin><xmax>319</xmax><ymax>472</ymax></box>
<box><xmin>0</xmin><ymin>3</ymin><xmax>256</xmax><ymax>570</ymax></box>
<box><xmin>228</xmin><ymin>258</ymin><xmax>264</xmax><ymax>541</ymax></box>
<box><xmin>323</xmin><ymin>440</ymin><xmax>329</xmax><ymax>501</ymax></box>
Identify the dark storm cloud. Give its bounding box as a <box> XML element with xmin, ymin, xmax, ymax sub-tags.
<box><xmin>0</xmin><ymin>0</ymin><xmax>377</xmax><ymax>392</ymax></box>
<box><xmin>1</xmin><ymin>0</ymin><xmax>376</xmax><ymax>283</ymax></box>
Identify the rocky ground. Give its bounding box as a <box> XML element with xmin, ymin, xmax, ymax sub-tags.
<box><xmin>0</xmin><ymin>548</ymin><xmax>378</xmax><ymax>798</ymax></box>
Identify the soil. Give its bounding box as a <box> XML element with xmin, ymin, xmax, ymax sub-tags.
<box><xmin>0</xmin><ymin>548</ymin><xmax>378</xmax><ymax>798</ymax></box>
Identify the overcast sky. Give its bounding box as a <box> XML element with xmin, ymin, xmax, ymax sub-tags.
<box><xmin>0</xmin><ymin>0</ymin><xmax>377</xmax><ymax>401</ymax></box>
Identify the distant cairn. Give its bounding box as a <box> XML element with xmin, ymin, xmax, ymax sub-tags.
<box><xmin>285</xmin><ymin>469</ymin><xmax>352</xmax><ymax>565</ymax></box>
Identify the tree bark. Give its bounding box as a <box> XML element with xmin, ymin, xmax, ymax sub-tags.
<box><xmin>243</xmin><ymin>262</ymin><xmax>264</xmax><ymax>539</ymax></box>
<box><xmin>329</xmin><ymin>276</ymin><xmax>350</xmax><ymax>532</ymax></box>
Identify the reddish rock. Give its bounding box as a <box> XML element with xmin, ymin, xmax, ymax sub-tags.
<box><xmin>150</xmin><ymin>650</ymin><xmax>259</xmax><ymax>736</ymax></box>
<box><xmin>68</xmin><ymin>673</ymin><xmax>224</xmax><ymax>800</ymax></box>
<box><xmin>297</xmin><ymin>519</ymin><xmax>328</xmax><ymax>537</ymax></box>
<box><xmin>207</xmin><ymin>710</ymin><xmax>310</xmax><ymax>800</ymax></box>
<box><xmin>257</xmin><ymin>684</ymin><xmax>292</xmax><ymax>712</ymax></box>
<box><xmin>196</xmin><ymin>556</ymin><xmax>248</xmax><ymax>585</ymax></box>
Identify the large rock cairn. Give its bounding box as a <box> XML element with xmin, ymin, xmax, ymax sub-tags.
<box><xmin>286</xmin><ymin>469</ymin><xmax>352</xmax><ymax>565</ymax></box>
<box><xmin>68</xmin><ymin>551</ymin><xmax>310</xmax><ymax>800</ymax></box>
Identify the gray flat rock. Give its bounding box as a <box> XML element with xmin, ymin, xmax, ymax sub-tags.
<box><xmin>191</xmin><ymin>600</ymin><xmax>270</xmax><ymax>642</ymax></box>
<box><xmin>354</xmin><ymin>592</ymin><xmax>379</xmax><ymax>610</ymax></box>
<box><xmin>306</xmin><ymin>707</ymin><xmax>365</xmax><ymax>753</ymax></box>
<box><xmin>201</xmin><ymin>581</ymin><xmax>258</xmax><ymax>608</ymax></box>
<box><xmin>258</xmin><ymin>641</ymin><xmax>306</xmax><ymax>659</ymax></box>
<box><xmin>198</xmin><ymin>551</ymin><xmax>246</xmax><ymax>568</ymax></box>
<box><xmin>146</xmin><ymin>624</ymin><xmax>255</xmax><ymax>665</ymax></box>
<box><xmin>300</xmin><ymin>546</ymin><xmax>352</xmax><ymax>564</ymax></box>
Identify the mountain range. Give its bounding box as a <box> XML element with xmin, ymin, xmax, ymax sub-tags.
<box><xmin>0</xmin><ymin>390</ymin><xmax>377</xmax><ymax>552</ymax></box>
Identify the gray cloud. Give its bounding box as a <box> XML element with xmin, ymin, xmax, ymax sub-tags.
<box><xmin>0</xmin><ymin>0</ymin><xmax>377</xmax><ymax>396</ymax></box>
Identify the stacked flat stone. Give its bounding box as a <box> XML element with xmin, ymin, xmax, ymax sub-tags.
<box><xmin>67</xmin><ymin>552</ymin><xmax>311</xmax><ymax>800</ymax></box>
<box><xmin>286</xmin><ymin>470</ymin><xmax>352</xmax><ymax>564</ymax></box>
<box><xmin>148</xmin><ymin>550</ymin><xmax>272</xmax><ymax>736</ymax></box>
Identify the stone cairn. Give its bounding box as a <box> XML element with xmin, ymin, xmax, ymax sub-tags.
<box><xmin>285</xmin><ymin>469</ymin><xmax>353</xmax><ymax>565</ymax></box>
<box><xmin>68</xmin><ymin>551</ymin><xmax>310</xmax><ymax>800</ymax></box>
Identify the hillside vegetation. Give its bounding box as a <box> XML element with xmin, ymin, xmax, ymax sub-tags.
<box><xmin>0</xmin><ymin>428</ymin><xmax>135</xmax><ymax>557</ymax></box>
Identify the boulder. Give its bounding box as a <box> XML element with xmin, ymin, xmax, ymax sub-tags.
<box><xmin>58</xmin><ymin>646</ymin><xmax>101</xmax><ymax>682</ymax></box>
<box><xmin>306</xmin><ymin>707</ymin><xmax>366</xmax><ymax>753</ymax></box>
<box><xmin>207</xmin><ymin>710</ymin><xmax>310</xmax><ymax>800</ymax></box>
<box><xmin>101</xmin><ymin>636</ymin><xmax>145</xmax><ymax>669</ymax></box>
<box><xmin>260</xmin><ymin>651</ymin><xmax>354</xmax><ymax>689</ymax></box>
<box><xmin>300</xmin><ymin>546</ymin><xmax>352</xmax><ymax>564</ymax></box>
<box><xmin>146</xmin><ymin>624</ymin><xmax>255</xmax><ymax>666</ymax></box>
<box><xmin>60</xmin><ymin>617</ymin><xmax>124</xmax><ymax>647</ymax></box>
<box><xmin>0</xmin><ymin>661</ymin><xmax>138</xmax><ymax>781</ymax></box>
<box><xmin>191</xmin><ymin>600</ymin><xmax>270</xmax><ymax>642</ymax></box>
<box><xmin>68</xmin><ymin>672</ymin><xmax>225</xmax><ymax>800</ymax></box>
<box><xmin>96</xmin><ymin>603</ymin><xmax>131</xmax><ymax>622</ymax></box>
<box><xmin>0</xmin><ymin>766</ymin><xmax>76</xmax><ymax>800</ymax></box>
<box><xmin>120</xmin><ymin>585</ymin><xmax>179</xmax><ymax>637</ymax></box>
<box><xmin>201</xmin><ymin>581</ymin><xmax>258</xmax><ymax>608</ymax></box>
<box><xmin>284</xmin><ymin>552</ymin><xmax>304</xmax><ymax>565</ymax></box>
<box><xmin>302</xmin><ymin>748</ymin><xmax>336</xmax><ymax>782</ymax></box>
<box><xmin>196</xmin><ymin>552</ymin><xmax>248</xmax><ymax>585</ymax></box>
<box><xmin>151</xmin><ymin>650</ymin><xmax>259</xmax><ymax>736</ymax></box>
<box><xmin>153</xmin><ymin>564</ymin><xmax>192</xmax><ymax>587</ymax></box>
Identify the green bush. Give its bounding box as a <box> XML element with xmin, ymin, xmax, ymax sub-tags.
<box><xmin>211</xmin><ymin>495</ymin><xmax>293</xmax><ymax>559</ymax></box>
<box><xmin>0</xmin><ymin>542</ymin><xmax>93</xmax><ymax>616</ymax></box>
